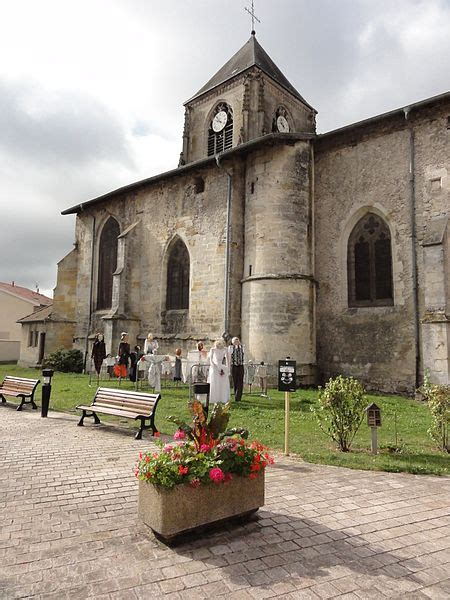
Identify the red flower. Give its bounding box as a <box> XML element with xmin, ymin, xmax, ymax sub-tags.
<box><xmin>154</xmin><ymin>431</ymin><xmax>161</xmax><ymax>438</ymax></box>
<box><xmin>200</xmin><ymin>444</ymin><xmax>211</xmax><ymax>453</ymax></box>
<box><xmin>146</xmin><ymin>472</ymin><xmax>152</xmax><ymax>479</ymax></box>
<box><xmin>178</xmin><ymin>465</ymin><xmax>189</xmax><ymax>476</ymax></box>
<box><xmin>224</xmin><ymin>473</ymin><xmax>233</xmax><ymax>483</ymax></box>
<box><xmin>139</xmin><ymin>452</ymin><xmax>143</xmax><ymax>460</ymax></box>
<box><xmin>209</xmin><ymin>467</ymin><xmax>225</xmax><ymax>483</ymax></box>
<box><xmin>190</xmin><ymin>478</ymin><xmax>201</xmax><ymax>488</ymax></box>
<box><xmin>250</xmin><ymin>463</ymin><xmax>261</xmax><ymax>472</ymax></box>
<box><xmin>249</xmin><ymin>473</ymin><xmax>258</xmax><ymax>480</ymax></box>
<box><xmin>174</xmin><ymin>430</ymin><xmax>186</xmax><ymax>440</ymax></box>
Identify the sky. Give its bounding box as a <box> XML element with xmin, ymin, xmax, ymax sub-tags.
<box><xmin>1</xmin><ymin>0</ymin><xmax>449</xmax><ymax>297</ymax></box>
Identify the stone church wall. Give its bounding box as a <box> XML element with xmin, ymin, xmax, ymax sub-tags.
<box><xmin>69</xmin><ymin>162</ymin><xmax>239</xmax><ymax>357</ymax></box>
<box><xmin>314</xmin><ymin>99</ymin><xmax>450</xmax><ymax>392</ymax></box>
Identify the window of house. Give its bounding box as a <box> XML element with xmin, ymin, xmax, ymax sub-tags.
<box><xmin>28</xmin><ymin>330</ymin><xmax>33</xmax><ymax>347</ymax></box>
<box><xmin>207</xmin><ymin>104</ymin><xmax>233</xmax><ymax>156</ymax></box>
<box><xmin>97</xmin><ymin>217</ymin><xmax>120</xmax><ymax>310</ymax></box>
<box><xmin>347</xmin><ymin>213</ymin><xmax>393</xmax><ymax>307</ymax></box>
<box><xmin>166</xmin><ymin>239</ymin><xmax>190</xmax><ymax>310</ymax></box>
<box><xmin>33</xmin><ymin>331</ymin><xmax>39</xmax><ymax>347</ymax></box>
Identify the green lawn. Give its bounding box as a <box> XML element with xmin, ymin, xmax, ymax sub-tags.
<box><xmin>1</xmin><ymin>364</ymin><xmax>448</xmax><ymax>476</ymax></box>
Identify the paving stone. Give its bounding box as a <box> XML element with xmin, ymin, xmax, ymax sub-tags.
<box><xmin>0</xmin><ymin>408</ymin><xmax>449</xmax><ymax>599</ymax></box>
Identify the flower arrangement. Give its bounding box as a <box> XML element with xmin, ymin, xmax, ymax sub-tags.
<box><xmin>134</xmin><ymin>401</ymin><xmax>274</xmax><ymax>489</ymax></box>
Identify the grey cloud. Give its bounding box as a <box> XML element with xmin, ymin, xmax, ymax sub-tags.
<box><xmin>0</xmin><ymin>79</ymin><xmax>133</xmax><ymax>168</ymax></box>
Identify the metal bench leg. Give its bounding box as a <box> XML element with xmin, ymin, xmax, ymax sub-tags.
<box><xmin>16</xmin><ymin>396</ymin><xmax>25</xmax><ymax>411</ymax></box>
<box><xmin>77</xmin><ymin>411</ymin><xmax>86</xmax><ymax>426</ymax></box>
<box><xmin>150</xmin><ymin>414</ymin><xmax>158</xmax><ymax>436</ymax></box>
<box><xmin>0</xmin><ymin>394</ymin><xmax>5</xmax><ymax>404</ymax></box>
<box><xmin>135</xmin><ymin>418</ymin><xmax>145</xmax><ymax>440</ymax></box>
<box><xmin>93</xmin><ymin>412</ymin><xmax>101</xmax><ymax>425</ymax></box>
<box><xmin>30</xmin><ymin>393</ymin><xmax>37</xmax><ymax>410</ymax></box>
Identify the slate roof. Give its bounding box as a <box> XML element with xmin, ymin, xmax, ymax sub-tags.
<box><xmin>187</xmin><ymin>33</ymin><xmax>315</xmax><ymax>110</ymax></box>
<box><xmin>0</xmin><ymin>281</ymin><xmax>52</xmax><ymax>307</ymax></box>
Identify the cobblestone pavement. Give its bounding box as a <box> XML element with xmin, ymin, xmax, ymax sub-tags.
<box><xmin>0</xmin><ymin>405</ymin><xmax>449</xmax><ymax>600</ymax></box>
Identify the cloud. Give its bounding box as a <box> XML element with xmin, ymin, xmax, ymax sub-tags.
<box><xmin>0</xmin><ymin>78</ymin><xmax>132</xmax><ymax>168</ymax></box>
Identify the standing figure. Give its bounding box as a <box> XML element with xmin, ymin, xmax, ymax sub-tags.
<box><xmin>144</xmin><ymin>333</ymin><xmax>159</xmax><ymax>355</ymax></box>
<box><xmin>256</xmin><ymin>361</ymin><xmax>268</xmax><ymax>396</ymax></box>
<box><xmin>129</xmin><ymin>345</ymin><xmax>142</xmax><ymax>382</ymax></box>
<box><xmin>143</xmin><ymin>351</ymin><xmax>169</xmax><ymax>393</ymax></box>
<box><xmin>91</xmin><ymin>332</ymin><xmax>106</xmax><ymax>377</ymax></box>
<box><xmin>230</xmin><ymin>336</ymin><xmax>245</xmax><ymax>402</ymax></box>
<box><xmin>207</xmin><ymin>339</ymin><xmax>230</xmax><ymax>404</ymax></box>
<box><xmin>174</xmin><ymin>348</ymin><xmax>182</xmax><ymax>386</ymax></box>
<box><xmin>245</xmin><ymin>360</ymin><xmax>256</xmax><ymax>394</ymax></box>
<box><xmin>116</xmin><ymin>332</ymin><xmax>130</xmax><ymax>379</ymax></box>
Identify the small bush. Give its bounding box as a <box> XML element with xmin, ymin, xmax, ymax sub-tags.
<box><xmin>419</xmin><ymin>375</ymin><xmax>449</xmax><ymax>453</ymax></box>
<box><xmin>45</xmin><ymin>349</ymin><xmax>83</xmax><ymax>373</ymax></box>
<box><xmin>312</xmin><ymin>375</ymin><xmax>366</xmax><ymax>452</ymax></box>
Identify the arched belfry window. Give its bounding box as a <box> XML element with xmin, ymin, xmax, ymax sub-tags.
<box><xmin>97</xmin><ymin>217</ymin><xmax>120</xmax><ymax>310</ymax></box>
<box><xmin>347</xmin><ymin>213</ymin><xmax>393</xmax><ymax>307</ymax></box>
<box><xmin>166</xmin><ymin>238</ymin><xmax>190</xmax><ymax>310</ymax></box>
<box><xmin>207</xmin><ymin>103</ymin><xmax>233</xmax><ymax>156</ymax></box>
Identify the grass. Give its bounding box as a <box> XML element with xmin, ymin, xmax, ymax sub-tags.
<box><xmin>1</xmin><ymin>364</ymin><xmax>448</xmax><ymax>476</ymax></box>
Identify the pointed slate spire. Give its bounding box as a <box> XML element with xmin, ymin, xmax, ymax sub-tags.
<box><xmin>186</xmin><ymin>34</ymin><xmax>313</xmax><ymax>109</ymax></box>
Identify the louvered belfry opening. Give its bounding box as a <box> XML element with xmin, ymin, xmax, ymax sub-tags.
<box><xmin>207</xmin><ymin>104</ymin><xmax>233</xmax><ymax>156</ymax></box>
<box><xmin>347</xmin><ymin>213</ymin><xmax>393</xmax><ymax>307</ymax></box>
<box><xmin>97</xmin><ymin>217</ymin><xmax>120</xmax><ymax>310</ymax></box>
<box><xmin>166</xmin><ymin>238</ymin><xmax>190</xmax><ymax>310</ymax></box>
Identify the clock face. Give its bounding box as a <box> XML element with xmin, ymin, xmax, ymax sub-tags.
<box><xmin>212</xmin><ymin>110</ymin><xmax>228</xmax><ymax>132</ymax></box>
<box><xmin>277</xmin><ymin>115</ymin><xmax>290</xmax><ymax>133</ymax></box>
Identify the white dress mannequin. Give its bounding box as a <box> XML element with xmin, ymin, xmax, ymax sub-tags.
<box><xmin>142</xmin><ymin>353</ymin><xmax>166</xmax><ymax>392</ymax></box>
<box><xmin>207</xmin><ymin>344</ymin><xmax>230</xmax><ymax>404</ymax></box>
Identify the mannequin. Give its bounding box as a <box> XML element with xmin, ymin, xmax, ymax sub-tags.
<box><xmin>207</xmin><ymin>339</ymin><xmax>230</xmax><ymax>404</ymax></box>
<box><xmin>174</xmin><ymin>348</ymin><xmax>182</xmax><ymax>386</ymax></box>
<box><xmin>144</xmin><ymin>333</ymin><xmax>159</xmax><ymax>355</ymax></box>
<box><xmin>256</xmin><ymin>361</ymin><xmax>268</xmax><ymax>396</ymax></box>
<box><xmin>91</xmin><ymin>333</ymin><xmax>106</xmax><ymax>377</ymax></box>
<box><xmin>245</xmin><ymin>361</ymin><xmax>256</xmax><ymax>394</ymax></box>
<box><xmin>142</xmin><ymin>350</ymin><xmax>169</xmax><ymax>392</ymax></box>
<box><xmin>230</xmin><ymin>336</ymin><xmax>245</xmax><ymax>402</ymax></box>
<box><xmin>116</xmin><ymin>332</ymin><xmax>130</xmax><ymax>379</ymax></box>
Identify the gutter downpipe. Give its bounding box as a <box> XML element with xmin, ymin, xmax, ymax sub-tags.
<box><xmin>215</xmin><ymin>153</ymin><xmax>232</xmax><ymax>336</ymax></box>
<box><xmin>404</xmin><ymin>107</ymin><xmax>421</xmax><ymax>389</ymax></box>
<box><xmin>83</xmin><ymin>210</ymin><xmax>96</xmax><ymax>373</ymax></box>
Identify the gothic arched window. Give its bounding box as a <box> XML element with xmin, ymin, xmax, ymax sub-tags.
<box><xmin>166</xmin><ymin>239</ymin><xmax>190</xmax><ymax>310</ymax></box>
<box><xmin>347</xmin><ymin>213</ymin><xmax>393</xmax><ymax>307</ymax></box>
<box><xmin>97</xmin><ymin>217</ymin><xmax>120</xmax><ymax>310</ymax></box>
<box><xmin>207</xmin><ymin>103</ymin><xmax>233</xmax><ymax>156</ymax></box>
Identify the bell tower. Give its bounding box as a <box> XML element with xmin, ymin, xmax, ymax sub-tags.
<box><xmin>179</xmin><ymin>33</ymin><xmax>316</xmax><ymax>165</ymax></box>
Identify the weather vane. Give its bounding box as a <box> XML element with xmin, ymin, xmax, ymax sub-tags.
<box><xmin>244</xmin><ymin>0</ymin><xmax>260</xmax><ymax>34</ymax></box>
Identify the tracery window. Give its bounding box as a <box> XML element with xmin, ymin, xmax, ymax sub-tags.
<box><xmin>166</xmin><ymin>238</ymin><xmax>190</xmax><ymax>310</ymax></box>
<box><xmin>347</xmin><ymin>213</ymin><xmax>393</xmax><ymax>307</ymax></box>
<box><xmin>207</xmin><ymin>103</ymin><xmax>233</xmax><ymax>156</ymax></box>
<box><xmin>97</xmin><ymin>217</ymin><xmax>120</xmax><ymax>310</ymax></box>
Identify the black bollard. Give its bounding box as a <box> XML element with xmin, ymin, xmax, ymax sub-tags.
<box><xmin>41</xmin><ymin>369</ymin><xmax>54</xmax><ymax>417</ymax></box>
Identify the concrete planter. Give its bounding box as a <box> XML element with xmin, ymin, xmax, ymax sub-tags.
<box><xmin>138</xmin><ymin>472</ymin><xmax>265</xmax><ymax>541</ymax></box>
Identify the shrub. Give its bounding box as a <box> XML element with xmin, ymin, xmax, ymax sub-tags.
<box><xmin>45</xmin><ymin>349</ymin><xmax>83</xmax><ymax>373</ymax></box>
<box><xmin>312</xmin><ymin>375</ymin><xmax>366</xmax><ymax>452</ymax></box>
<box><xmin>419</xmin><ymin>374</ymin><xmax>449</xmax><ymax>453</ymax></box>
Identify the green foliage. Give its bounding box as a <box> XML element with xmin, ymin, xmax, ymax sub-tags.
<box><xmin>167</xmin><ymin>401</ymin><xmax>248</xmax><ymax>450</ymax></box>
<box><xmin>312</xmin><ymin>375</ymin><xmax>366</xmax><ymax>452</ymax></box>
<box><xmin>45</xmin><ymin>349</ymin><xmax>83</xmax><ymax>373</ymax></box>
<box><xmin>418</xmin><ymin>375</ymin><xmax>449</xmax><ymax>453</ymax></box>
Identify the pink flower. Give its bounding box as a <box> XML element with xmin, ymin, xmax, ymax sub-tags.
<box><xmin>163</xmin><ymin>444</ymin><xmax>173</xmax><ymax>453</ymax></box>
<box><xmin>174</xmin><ymin>430</ymin><xmax>186</xmax><ymax>440</ymax></box>
<box><xmin>209</xmin><ymin>467</ymin><xmax>225</xmax><ymax>483</ymax></box>
<box><xmin>190</xmin><ymin>478</ymin><xmax>201</xmax><ymax>488</ymax></box>
<box><xmin>200</xmin><ymin>444</ymin><xmax>211</xmax><ymax>453</ymax></box>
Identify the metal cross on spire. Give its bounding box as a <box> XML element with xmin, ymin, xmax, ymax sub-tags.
<box><xmin>244</xmin><ymin>0</ymin><xmax>260</xmax><ymax>35</ymax></box>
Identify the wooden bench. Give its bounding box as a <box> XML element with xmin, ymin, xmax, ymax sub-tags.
<box><xmin>0</xmin><ymin>376</ymin><xmax>40</xmax><ymax>411</ymax></box>
<box><xmin>76</xmin><ymin>387</ymin><xmax>161</xmax><ymax>440</ymax></box>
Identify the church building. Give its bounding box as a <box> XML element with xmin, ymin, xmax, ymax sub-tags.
<box><xmin>47</xmin><ymin>33</ymin><xmax>449</xmax><ymax>392</ymax></box>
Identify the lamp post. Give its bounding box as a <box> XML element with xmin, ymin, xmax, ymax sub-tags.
<box><xmin>41</xmin><ymin>368</ymin><xmax>54</xmax><ymax>417</ymax></box>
